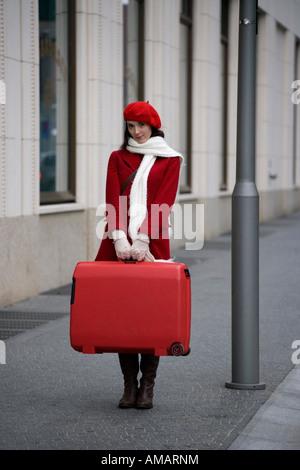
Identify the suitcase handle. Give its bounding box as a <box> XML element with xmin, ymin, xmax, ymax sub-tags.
<box><xmin>118</xmin><ymin>258</ymin><xmax>137</xmax><ymax>264</ymax></box>
<box><xmin>70</xmin><ymin>277</ymin><xmax>76</xmax><ymax>305</ymax></box>
<box><xmin>117</xmin><ymin>258</ymin><xmax>146</xmax><ymax>264</ymax></box>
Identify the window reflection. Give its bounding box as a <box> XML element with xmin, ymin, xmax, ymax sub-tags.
<box><xmin>39</xmin><ymin>0</ymin><xmax>75</xmax><ymax>204</ymax></box>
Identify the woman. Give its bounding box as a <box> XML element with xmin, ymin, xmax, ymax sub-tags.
<box><xmin>95</xmin><ymin>101</ymin><xmax>183</xmax><ymax>409</ymax></box>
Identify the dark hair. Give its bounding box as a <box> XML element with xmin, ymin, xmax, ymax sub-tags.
<box><xmin>120</xmin><ymin>125</ymin><xmax>165</xmax><ymax>150</ymax></box>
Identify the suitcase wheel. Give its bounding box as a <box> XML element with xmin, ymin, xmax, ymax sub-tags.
<box><xmin>170</xmin><ymin>342</ymin><xmax>185</xmax><ymax>356</ymax></box>
<box><xmin>182</xmin><ymin>347</ymin><xmax>191</xmax><ymax>356</ymax></box>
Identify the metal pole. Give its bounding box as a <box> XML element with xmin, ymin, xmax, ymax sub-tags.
<box><xmin>225</xmin><ymin>0</ymin><xmax>265</xmax><ymax>390</ymax></box>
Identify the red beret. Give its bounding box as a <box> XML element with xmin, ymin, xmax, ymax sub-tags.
<box><xmin>124</xmin><ymin>101</ymin><xmax>161</xmax><ymax>129</ymax></box>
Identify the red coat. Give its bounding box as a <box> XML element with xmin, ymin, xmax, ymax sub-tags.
<box><xmin>95</xmin><ymin>149</ymin><xmax>181</xmax><ymax>261</ymax></box>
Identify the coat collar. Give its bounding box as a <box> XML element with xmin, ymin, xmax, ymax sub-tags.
<box><xmin>120</xmin><ymin>149</ymin><xmax>143</xmax><ymax>171</ymax></box>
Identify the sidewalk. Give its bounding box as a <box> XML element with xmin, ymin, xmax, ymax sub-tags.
<box><xmin>0</xmin><ymin>211</ymin><xmax>299</xmax><ymax>450</ymax></box>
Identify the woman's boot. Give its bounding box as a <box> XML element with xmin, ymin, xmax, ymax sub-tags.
<box><xmin>136</xmin><ymin>354</ymin><xmax>160</xmax><ymax>409</ymax></box>
<box><xmin>118</xmin><ymin>353</ymin><xmax>139</xmax><ymax>408</ymax></box>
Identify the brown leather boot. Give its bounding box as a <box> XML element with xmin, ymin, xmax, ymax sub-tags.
<box><xmin>118</xmin><ymin>353</ymin><xmax>139</xmax><ymax>408</ymax></box>
<box><xmin>135</xmin><ymin>354</ymin><xmax>160</xmax><ymax>409</ymax></box>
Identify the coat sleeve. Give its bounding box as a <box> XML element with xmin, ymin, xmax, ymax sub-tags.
<box><xmin>139</xmin><ymin>157</ymin><xmax>181</xmax><ymax>239</ymax></box>
<box><xmin>105</xmin><ymin>152</ymin><xmax>127</xmax><ymax>234</ymax></box>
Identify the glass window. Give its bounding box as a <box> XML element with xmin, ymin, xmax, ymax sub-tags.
<box><xmin>220</xmin><ymin>0</ymin><xmax>229</xmax><ymax>191</ymax></box>
<box><xmin>293</xmin><ymin>40</ymin><xmax>300</xmax><ymax>186</ymax></box>
<box><xmin>123</xmin><ymin>0</ymin><xmax>144</xmax><ymax>107</ymax></box>
<box><xmin>179</xmin><ymin>0</ymin><xmax>193</xmax><ymax>193</ymax></box>
<box><xmin>39</xmin><ymin>0</ymin><xmax>76</xmax><ymax>205</ymax></box>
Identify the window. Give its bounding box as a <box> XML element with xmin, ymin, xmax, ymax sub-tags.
<box><xmin>179</xmin><ymin>0</ymin><xmax>193</xmax><ymax>193</ymax></box>
<box><xmin>39</xmin><ymin>0</ymin><xmax>76</xmax><ymax>205</ymax></box>
<box><xmin>220</xmin><ymin>0</ymin><xmax>229</xmax><ymax>191</ymax></box>
<box><xmin>123</xmin><ymin>0</ymin><xmax>144</xmax><ymax>107</ymax></box>
<box><xmin>293</xmin><ymin>39</ymin><xmax>300</xmax><ymax>186</ymax></box>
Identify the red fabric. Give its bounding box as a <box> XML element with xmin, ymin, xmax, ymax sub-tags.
<box><xmin>95</xmin><ymin>149</ymin><xmax>180</xmax><ymax>261</ymax></box>
<box><xmin>123</xmin><ymin>101</ymin><xmax>161</xmax><ymax>129</ymax></box>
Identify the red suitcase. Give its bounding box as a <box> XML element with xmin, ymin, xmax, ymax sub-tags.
<box><xmin>70</xmin><ymin>260</ymin><xmax>191</xmax><ymax>356</ymax></box>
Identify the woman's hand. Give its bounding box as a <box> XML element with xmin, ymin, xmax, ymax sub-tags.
<box><xmin>111</xmin><ymin>230</ymin><xmax>131</xmax><ymax>260</ymax></box>
<box><xmin>131</xmin><ymin>233</ymin><xmax>150</xmax><ymax>262</ymax></box>
<box><xmin>114</xmin><ymin>238</ymin><xmax>131</xmax><ymax>260</ymax></box>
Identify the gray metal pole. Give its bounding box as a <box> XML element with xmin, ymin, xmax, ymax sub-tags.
<box><xmin>225</xmin><ymin>0</ymin><xmax>265</xmax><ymax>390</ymax></box>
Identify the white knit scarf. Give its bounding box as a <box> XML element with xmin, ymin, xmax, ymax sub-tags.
<box><xmin>126</xmin><ymin>136</ymin><xmax>184</xmax><ymax>242</ymax></box>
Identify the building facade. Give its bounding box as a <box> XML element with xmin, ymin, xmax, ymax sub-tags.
<box><xmin>0</xmin><ymin>0</ymin><xmax>300</xmax><ymax>307</ymax></box>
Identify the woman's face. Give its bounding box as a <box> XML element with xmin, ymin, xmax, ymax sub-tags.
<box><xmin>127</xmin><ymin>121</ymin><xmax>152</xmax><ymax>144</ymax></box>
